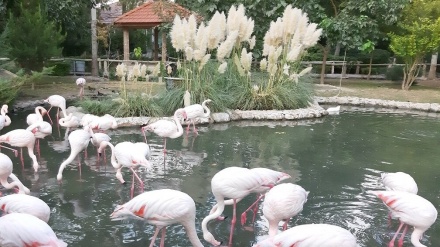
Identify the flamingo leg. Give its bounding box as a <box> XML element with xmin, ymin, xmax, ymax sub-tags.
<box><xmin>46</xmin><ymin>106</ymin><xmax>54</xmax><ymax>124</ymax></box>
<box><xmin>163</xmin><ymin>138</ymin><xmax>167</xmax><ymax>154</ymax></box>
<box><xmin>397</xmin><ymin>224</ymin><xmax>408</xmax><ymax>247</ymax></box>
<box><xmin>192</xmin><ymin>120</ymin><xmax>198</xmax><ymax>135</ymax></box>
<box><xmin>241</xmin><ymin>194</ymin><xmax>265</xmax><ymax>226</ymax></box>
<box><xmin>186</xmin><ymin>122</ymin><xmax>190</xmax><ymax>134</ymax></box>
<box><xmin>96</xmin><ymin>147</ymin><xmax>100</xmax><ymax>162</ymax></box>
<box><xmin>130</xmin><ymin>170</ymin><xmax>135</xmax><ymax>199</ymax></box>
<box><xmin>282</xmin><ymin>218</ymin><xmax>291</xmax><ymax>231</ymax></box>
<box><xmin>130</xmin><ymin>167</ymin><xmax>144</xmax><ymax>192</ymax></box>
<box><xmin>141</xmin><ymin>128</ymin><xmax>148</xmax><ymax>143</ymax></box>
<box><xmin>229</xmin><ymin>199</ymin><xmax>237</xmax><ymax>247</ymax></box>
<box><xmin>0</xmin><ymin>145</ymin><xmax>18</xmax><ymax>157</ymax></box>
<box><xmin>251</xmin><ymin>194</ymin><xmax>260</xmax><ymax>223</ymax></box>
<box><xmin>20</xmin><ymin>148</ymin><xmax>24</xmax><ymax>168</ymax></box>
<box><xmin>389</xmin><ymin>221</ymin><xmax>405</xmax><ymax>247</ymax></box>
<box><xmin>56</xmin><ymin>108</ymin><xmax>60</xmax><ymax>122</ymax></box>
<box><xmin>388</xmin><ymin>211</ymin><xmax>392</xmax><ymax>227</ymax></box>
<box><xmin>149</xmin><ymin>227</ymin><xmax>161</xmax><ymax>247</ymax></box>
<box><xmin>159</xmin><ymin>227</ymin><xmax>166</xmax><ymax>247</ymax></box>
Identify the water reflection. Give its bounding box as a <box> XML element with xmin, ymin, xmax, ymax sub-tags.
<box><xmin>0</xmin><ymin>109</ymin><xmax>439</xmax><ymax>246</ymax></box>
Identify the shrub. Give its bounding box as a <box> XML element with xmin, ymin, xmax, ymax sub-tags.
<box><xmin>111</xmin><ymin>94</ymin><xmax>163</xmax><ymax>117</ymax></box>
<box><xmin>385</xmin><ymin>66</ymin><xmax>404</xmax><ymax>81</ymax></box>
<box><xmin>46</xmin><ymin>61</ymin><xmax>71</xmax><ymax>76</ymax></box>
<box><xmin>74</xmin><ymin>98</ymin><xmax>118</xmax><ymax>116</ymax></box>
<box><xmin>0</xmin><ymin>78</ymin><xmax>24</xmax><ymax>104</ymax></box>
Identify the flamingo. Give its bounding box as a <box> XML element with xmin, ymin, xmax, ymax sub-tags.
<box><xmin>0</xmin><ymin>153</ymin><xmax>30</xmax><ymax>194</ymax></box>
<box><xmin>26</xmin><ymin>120</ymin><xmax>52</xmax><ymax>155</ymax></box>
<box><xmin>202</xmin><ymin>167</ymin><xmax>289</xmax><ymax>246</ymax></box>
<box><xmin>26</xmin><ymin>106</ymin><xmax>48</xmax><ymax>125</ymax></box>
<box><xmin>0</xmin><ymin>213</ymin><xmax>67</xmax><ymax>247</ymax></box>
<box><xmin>76</xmin><ymin>77</ymin><xmax>86</xmax><ymax>99</ymax></box>
<box><xmin>56</xmin><ymin>126</ymin><xmax>93</xmax><ymax>181</ymax></box>
<box><xmin>141</xmin><ymin>108</ymin><xmax>187</xmax><ymax>153</ymax></box>
<box><xmin>381</xmin><ymin>172</ymin><xmax>418</xmax><ymax>194</ymax></box>
<box><xmin>110</xmin><ymin>189</ymin><xmax>204</xmax><ymax>247</ymax></box>
<box><xmin>89</xmin><ymin>114</ymin><xmax>118</xmax><ymax>132</ymax></box>
<box><xmin>0</xmin><ymin>104</ymin><xmax>11</xmax><ymax>131</ymax></box>
<box><xmin>183</xmin><ymin>99</ymin><xmax>212</xmax><ymax>134</ymax></box>
<box><xmin>90</xmin><ymin>132</ymin><xmax>111</xmax><ymax>157</ymax></box>
<box><xmin>369</xmin><ymin>190</ymin><xmax>437</xmax><ymax>247</ymax></box>
<box><xmin>80</xmin><ymin>113</ymin><xmax>99</xmax><ymax>127</ymax></box>
<box><xmin>0</xmin><ymin>194</ymin><xmax>50</xmax><ymax>222</ymax></box>
<box><xmin>44</xmin><ymin>94</ymin><xmax>67</xmax><ymax>124</ymax></box>
<box><xmin>98</xmin><ymin>141</ymin><xmax>152</xmax><ymax>197</ymax></box>
<box><xmin>252</xmin><ymin>223</ymin><xmax>359</xmax><ymax>247</ymax></box>
<box><xmin>59</xmin><ymin>113</ymin><xmax>80</xmax><ymax>128</ymax></box>
<box><xmin>0</xmin><ymin>126</ymin><xmax>39</xmax><ymax>172</ymax></box>
<box><xmin>262</xmin><ymin>183</ymin><xmax>309</xmax><ymax>237</ymax></box>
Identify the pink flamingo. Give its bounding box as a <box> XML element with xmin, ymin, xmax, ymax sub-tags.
<box><xmin>202</xmin><ymin>167</ymin><xmax>289</xmax><ymax>246</ymax></box>
<box><xmin>0</xmin><ymin>104</ymin><xmax>11</xmax><ymax>131</ymax></box>
<box><xmin>0</xmin><ymin>213</ymin><xmax>67</xmax><ymax>247</ymax></box>
<box><xmin>76</xmin><ymin>77</ymin><xmax>86</xmax><ymax>99</ymax></box>
<box><xmin>262</xmin><ymin>183</ymin><xmax>308</xmax><ymax>236</ymax></box>
<box><xmin>44</xmin><ymin>94</ymin><xmax>67</xmax><ymax>124</ymax></box>
<box><xmin>141</xmin><ymin>108</ymin><xmax>187</xmax><ymax>153</ymax></box>
<box><xmin>26</xmin><ymin>106</ymin><xmax>48</xmax><ymax>125</ymax></box>
<box><xmin>89</xmin><ymin>114</ymin><xmax>118</xmax><ymax>132</ymax></box>
<box><xmin>98</xmin><ymin>141</ymin><xmax>152</xmax><ymax>197</ymax></box>
<box><xmin>369</xmin><ymin>190</ymin><xmax>437</xmax><ymax>247</ymax></box>
<box><xmin>252</xmin><ymin>223</ymin><xmax>358</xmax><ymax>247</ymax></box>
<box><xmin>90</xmin><ymin>132</ymin><xmax>111</xmax><ymax>158</ymax></box>
<box><xmin>381</xmin><ymin>172</ymin><xmax>418</xmax><ymax>194</ymax></box>
<box><xmin>0</xmin><ymin>126</ymin><xmax>39</xmax><ymax>172</ymax></box>
<box><xmin>80</xmin><ymin>113</ymin><xmax>99</xmax><ymax>127</ymax></box>
<box><xmin>0</xmin><ymin>193</ymin><xmax>50</xmax><ymax>222</ymax></box>
<box><xmin>59</xmin><ymin>113</ymin><xmax>81</xmax><ymax>128</ymax></box>
<box><xmin>0</xmin><ymin>153</ymin><xmax>30</xmax><ymax>194</ymax></box>
<box><xmin>110</xmin><ymin>189</ymin><xmax>204</xmax><ymax>247</ymax></box>
<box><xmin>57</xmin><ymin>126</ymin><xmax>93</xmax><ymax>181</ymax></box>
<box><xmin>26</xmin><ymin>120</ymin><xmax>52</xmax><ymax>156</ymax></box>
<box><xmin>183</xmin><ymin>99</ymin><xmax>211</xmax><ymax>134</ymax></box>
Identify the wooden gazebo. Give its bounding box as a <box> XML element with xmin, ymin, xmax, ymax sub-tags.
<box><xmin>113</xmin><ymin>0</ymin><xmax>195</xmax><ymax>63</ymax></box>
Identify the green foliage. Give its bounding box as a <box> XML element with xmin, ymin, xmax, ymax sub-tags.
<box><xmin>2</xmin><ymin>4</ymin><xmax>65</xmax><ymax>72</ymax></box>
<box><xmin>112</xmin><ymin>94</ymin><xmax>163</xmax><ymax>117</ymax></box>
<box><xmin>133</xmin><ymin>47</ymin><xmax>142</xmax><ymax>60</ymax></box>
<box><xmin>75</xmin><ymin>98</ymin><xmax>119</xmax><ymax>116</ymax></box>
<box><xmin>385</xmin><ymin>66</ymin><xmax>404</xmax><ymax>81</ymax></box>
<box><xmin>0</xmin><ymin>77</ymin><xmax>24</xmax><ymax>104</ymax></box>
<box><xmin>46</xmin><ymin>61</ymin><xmax>71</xmax><ymax>76</ymax></box>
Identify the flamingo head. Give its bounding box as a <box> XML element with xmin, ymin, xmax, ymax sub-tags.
<box><xmin>97</xmin><ymin>141</ymin><xmax>109</xmax><ymax>155</ymax></box>
<box><xmin>181</xmin><ymin>110</ymin><xmax>188</xmax><ymax>121</ymax></box>
<box><xmin>277</xmin><ymin>172</ymin><xmax>291</xmax><ymax>182</ymax></box>
<box><xmin>110</xmin><ymin>205</ymin><xmax>142</xmax><ymax>221</ymax></box>
<box><xmin>203</xmin><ymin>231</ymin><xmax>222</xmax><ymax>246</ymax></box>
<box><xmin>40</xmin><ymin>108</ymin><xmax>48</xmax><ymax>116</ymax></box>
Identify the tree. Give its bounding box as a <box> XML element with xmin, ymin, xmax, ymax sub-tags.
<box><xmin>1</xmin><ymin>4</ymin><xmax>65</xmax><ymax>72</ymax></box>
<box><xmin>389</xmin><ymin>18</ymin><xmax>440</xmax><ymax>90</ymax></box>
<box><xmin>359</xmin><ymin>40</ymin><xmax>375</xmax><ymax>80</ymax></box>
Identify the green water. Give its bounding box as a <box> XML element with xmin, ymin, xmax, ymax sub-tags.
<box><xmin>3</xmin><ymin>107</ymin><xmax>440</xmax><ymax>246</ymax></box>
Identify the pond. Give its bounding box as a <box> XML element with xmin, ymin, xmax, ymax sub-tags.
<box><xmin>2</xmin><ymin>107</ymin><xmax>440</xmax><ymax>247</ymax></box>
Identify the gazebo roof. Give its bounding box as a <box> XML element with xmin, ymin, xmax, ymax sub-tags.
<box><xmin>113</xmin><ymin>1</ymin><xmax>194</xmax><ymax>29</ymax></box>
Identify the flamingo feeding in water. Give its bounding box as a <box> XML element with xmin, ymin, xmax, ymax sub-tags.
<box><xmin>44</xmin><ymin>94</ymin><xmax>67</xmax><ymax>124</ymax></box>
<box><xmin>263</xmin><ymin>183</ymin><xmax>309</xmax><ymax>237</ymax></box>
<box><xmin>369</xmin><ymin>190</ymin><xmax>437</xmax><ymax>247</ymax></box>
<box><xmin>90</xmin><ymin>132</ymin><xmax>111</xmax><ymax>157</ymax></box>
<box><xmin>252</xmin><ymin>223</ymin><xmax>359</xmax><ymax>247</ymax></box>
<box><xmin>0</xmin><ymin>153</ymin><xmax>30</xmax><ymax>194</ymax></box>
<box><xmin>26</xmin><ymin>120</ymin><xmax>52</xmax><ymax>155</ymax></box>
<box><xmin>183</xmin><ymin>99</ymin><xmax>211</xmax><ymax>134</ymax></box>
<box><xmin>0</xmin><ymin>193</ymin><xmax>51</xmax><ymax>222</ymax></box>
<box><xmin>110</xmin><ymin>189</ymin><xmax>204</xmax><ymax>247</ymax></box>
<box><xmin>0</xmin><ymin>213</ymin><xmax>67</xmax><ymax>247</ymax></box>
<box><xmin>76</xmin><ymin>77</ymin><xmax>86</xmax><ymax>99</ymax></box>
<box><xmin>0</xmin><ymin>126</ymin><xmax>39</xmax><ymax>172</ymax></box>
<box><xmin>59</xmin><ymin>113</ymin><xmax>81</xmax><ymax>128</ymax></box>
<box><xmin>0</xmin><ymin>104</ymin><xmax>11</xmax><ymax>131</ymax></box>
<box><xmin>89</xmin><ymin>114</ymin><xmax>118</xmax><ymax>132</ymax></box>
<box><xmin>141</xmin><ymin>108</ymin><xmax>187</xmax><ymax>153</ymax></box>
<box><xmin>381</xmin><ymin>171</ymin><xmax>418</xmax><ymax>194</ymax></box>
<box><xmin>26</xmin><ymin>106</ymin><xmax>48</xmax><ymax>125</ymax></box>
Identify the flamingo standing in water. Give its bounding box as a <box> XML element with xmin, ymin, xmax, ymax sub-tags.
<box><xmin>202</xmin><ymin>167</ymin><xmax>289</xmax><ymax>246</ymax></box>
<box><xmin>183</xmin><ymin>99</ymin><xmax>211</xmax><ymax>134</ymax></box>
<box><xmin>381</xmin><ymin>172</ymin><xmax>418</xmax><ymax>194</ymax></box>
<box><xmin>369</xmin><ymin>190</ymin><xmax>437</xmax><ymax>247</ymax></box>
<box><xmin>0</xmin><ymin>153</ymin><xmax>29</xmax><ymax>194</ymax></box>
<box><xmin>262</xmin><ymin>183</ymin><xmax>309</xmax><ymax>237</ymax></box>
<box><xmin>0</xmin><ymin>125</ymin><xmax>39</xmax><ymax>172</ymax></box>
<box><xmin>57</xmin><ymin>126</ymin><xmax>93</xmax><ymax>181</ymax></box>
<box><xmin>0</xmin><ymin>194</ymin><xmax>50</xmax><ymax>222</ymax></box>
<box><xmin>59</xmin><ymin>113</ymin><xmax>81</xmax><ymax>128</ymax></box>
<box><xmin>252</xmin><ymin>223</ymin><xmax>358</xmax><ymax>247</ymax></box>
<box><xmin>89</xmin><ymin>114</ymin><xmax>118</xmax><ymax>132</ymax></box>
<box><xmin>90</xmin><ymin>132</ymin><xmax>111</xmax><ymax>158</ymax></box>
<box><xmin>44</xmin><ymin>94</ymin><xmax>67</xmax><ymax>124</ymax></box>
<box><xmin>76</xmin><ymin>77</ymin><xmax>86</xmax><ymax>99</ymax></box>
<box><xmin>141</xmin><ymin>108</ymin><xmax>187</xmax><ymax>153</ymax></box>
<box><xmin>110</xmin><ymin>189</ymin><xmax>204</xmax><ymax>247</ymax></box>
<box><xmin>26</xmin><ymin>120</ymin><xmax>52</xmax><ymax>156</ymax></box>
<box><xmin>98</xmin><ymin>141</ymin><xmax>152</xmax><ymax>197</ymax></box>
<box><xmin>0</xmin><ymin>104</ymin><xmax>11</xmax><ymax>131</ymax></box>
<box><xmin>0</xmin><ymin>213</ymin><xmax>67</xmax><ymax>247</ymax></box>
<box><xmin>26</xmin><ymin>106</ymin><xmax>48</xmax><ymax>125</ymax></box>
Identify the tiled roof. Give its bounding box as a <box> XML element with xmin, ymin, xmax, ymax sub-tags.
<box><xmin>113</xmin><ymin>1</ymin><xmax>194</xmax><ymax>28</ymax></box>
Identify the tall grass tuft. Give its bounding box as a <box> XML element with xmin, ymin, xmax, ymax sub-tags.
<box><xmin>112</xmin><ymin>94</ymin><xmax>163</xmax><ymax>117</ymax></box>
<box><xmin>75</xmin><ymin>98</ymin><xmax>118</xmax><ymax>116</ymax></box>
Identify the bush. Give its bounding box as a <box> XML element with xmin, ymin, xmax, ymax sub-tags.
<box><xmin>46</xmin><ymin>61</ymin><xmax>71</xmax><ymax>76</ymax></box>
<box><xmin>0</xmin><ymin>78</ymin><xmax>24</xmax><ymax>104</ymax></box>
<box><xmin>112</xmin><ymin>94</ymin><xmax>163</xmax><ymax>117</ymax></box>
<box><xmin>0</xmin><ymin>61</ymin><xmax>21</xmax><ymax>74</ymax></box>
<box><xmin>385</xmin><ymin>66</ymin><xmax>404</xmax><ymax>81</ymax></box>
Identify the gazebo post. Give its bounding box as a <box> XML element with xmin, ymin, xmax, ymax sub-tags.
<box><xmin>154</xmin><ymin>27</ymin><xmax>159</xmax><ymax>61</ymax></box>
<box><xmin>161</xmin><ymin>31</ymin><xmax>167</xmax><ymax>64</ymax></box>
<box><xmin>123</xmin><ymin>28</ymin><xmax>130</xmax><ymax>62</ymax></box>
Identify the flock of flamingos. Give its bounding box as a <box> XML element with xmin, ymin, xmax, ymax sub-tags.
<box><xmin>0</xmin><ymin>78</ymin><xmax>437</xmax><ymax>247</ymax></box>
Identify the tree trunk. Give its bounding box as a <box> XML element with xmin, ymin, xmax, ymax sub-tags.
<box><xmin>320</xmin><ymin>46</ymin><xmax>329</xmax><ymax>84</ymax></box>
<box><xmin>402</xmin><ymin>59</ymin><xmax>421</xmax><ymax>90</ymax></box>
<box><xmin>367</xmin><ymin>56</ymin><xmax>372</xmax><ymax>80</ymax></box>
<box><xmin>334</xmin><ymin>43</ymin><xmax>341</xmax><ymax>56</ymax></box>
<box><xmin>428</xmin><ymin>52</ymin><xmax>438</xmax><ymax>80</ymax></box>
<box><xmin>161</xmin><ymin>31</ymin><xmax>167</xmax><ymax>64</ymax></box>
<box><xmin>91</xmin><ymin>7</ymin><xmax>98</xmax><ymax>77</ymax></box>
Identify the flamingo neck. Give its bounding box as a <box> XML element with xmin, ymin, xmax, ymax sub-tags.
<box><xmin>173</xmin><ymin>112</ymin><xmax>184</xmax><ymax>137</ymax></box>
<box><xmin>3</xmin><ymin>115</ymin><xmax>11</xmax><ymax>126</ymax></box>
<box><xmin>201</xmin><ymin>197</ymin><xmax>225</xmax><ymax>243</ymax></box>
<box><xmin>101</xmin><ymin>141</ymin><xmax>119</xmax><ymax>169</ymax></box>
<box><xmin>201</xmin><ymin>101</ymin><xmax>211</xmax><ymax>118</ymax></box>
<box><xmin>182</xmin><ymin>221</ymin><xmax>204</xmax><ymax>247</ymax></box>
<box><xmin>268</xmin><ymin>221</ymin><xmax>279</xmax><ymax>237</ymax></box>
<box><xmin>411</xmin><ymin>228</ymin><xmax>427</xmax><ymax>247</ymax></box>
<box><xmin>57</xmin><ymin>149</ymin><xmax>81</xmax><ymax>180</ymax></box>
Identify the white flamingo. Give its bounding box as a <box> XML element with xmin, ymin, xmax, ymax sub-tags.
<box><xmin>0</xmin><ymin>126</ymin><xmax>39</xmax><ymax>172</ymax></box>
<box><xmin>98</xmin><ymin>141</ymin><xmax>152</xmax><ymax>197</ymax></box>
<box><xmin>183</xmin><ymin>99</ymin><xmax>212</xmax><ymax>134</ymax></box>
<box><xmin>26</xmin><ymin>120</ymin><xmax>52</xmax><ymax>155</ymax></box>
<box><xmin>381</xmin><ymin>172</ymin><xmax>418</xmax><ymax>194</ymax></box>
<box><xmin>110</xmin><ymin>189</ymin><xmax>204</xmax><ymax>247</ymax></box>
<box><xmin>141</xmin><ymin>108</ymin><xmax>187</xmax><ymax>153</ymax></box>
<box><xmin>90</xmin><ymin>132</ymin><xmax>111</xmax><ymax>157</ymax></box>
<box><xmin>76</xmin><ymin>77</ymin><xmax>86</xmax><ymax>99</ymax></box>
<box><xmin>369</xmin><ymin>190</ymin><xmax>437</xmax><ymax>247</ymax></box>
<box><xmin>0</xmin><ymin>194</ymin><xmax>50</xmax><ymax>222</ymax></box>
<box><xmin>0</xmin><ymin>104</ymin><xmax>11</xmax><ymax>131</ymax></box>
<box><xmin>263</xmin><ymin>183</ymin><xmax>309</xmax><ymax>237</ymax></box>
<box><xmin>0</xmin><ymin>153</ymin><xmax>30</xmax><ymax>194</ymax></box>
<box><xmin>57</xmin><ymin>126</ymin><xmax>93</xmax><ymax>181</ymax></box>
<box><xmin>252</xmin><ymin>223</ymin><xmax>359</xmax><ymax>247</ymax></box>
<box><xmin>89</xmin><ymin>114</ymin><xmax>118</xmax><ymax>132</ymax></box>
<box><xmin>44</xmin><ymin>94</ymin><xmax>67</xmax><ymax>124</ymax></box>
<box><xmin>26</xmin><ymin>106</ymin><xmax>48</xmax><ymax>125</ymax></box>
<box><xmin>59</xmin><ymin>113</ymin><xmax>80</xmax><ymax>128</ymax></box>
<box><xmin>0</xmin><ymin>213</ymin><xmax>67</xmax><ymax>247</ymax></box>
<box><xmin>80</xmin><ymin>113</ymin><xmax>99</xmax><ymax>127</ymax></box>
